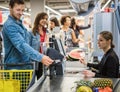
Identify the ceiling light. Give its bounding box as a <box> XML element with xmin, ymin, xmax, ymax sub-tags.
<box><xmin>59</xmin><ymin>9</ymin><xmax>76</xmax><ymax>13</ymax></box>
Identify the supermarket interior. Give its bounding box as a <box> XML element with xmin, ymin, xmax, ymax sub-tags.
<box><xmin>0</xmin><ymin>0</ymin><xmax>120</xmax><ymax>92</ymax></box>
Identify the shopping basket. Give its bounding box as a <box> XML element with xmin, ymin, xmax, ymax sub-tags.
<box><xmin>0</xmin><ymin>63</ymin><xmax>34</xmax><ymax>92</ymax></box>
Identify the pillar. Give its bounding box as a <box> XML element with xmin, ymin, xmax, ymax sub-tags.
<box><xmin>30</xmin><ymin>0</ymin><xmax>45</xmax><ymax>26</ymax></box>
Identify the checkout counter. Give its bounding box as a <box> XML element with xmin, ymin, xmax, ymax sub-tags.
<box><xmin>27</xmin><ymin>64</ymin><xmax>120</xmax><ymax>92</ymax></box>
<box><xmin>27</xmin><ymin>38</ymin><xmax>120</xmax><ymax>92</ymax></box>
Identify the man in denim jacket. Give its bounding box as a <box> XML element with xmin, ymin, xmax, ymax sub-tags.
<box><xmin>2</xmin><ymin>0</ymin><xmax>53</xmax><ymax>69</ymax></box>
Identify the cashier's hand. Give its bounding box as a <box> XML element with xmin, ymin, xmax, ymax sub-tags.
<box><xmin>41</xmin><ymin>55</ymin><xmax>53</xmax><ymax>66</ymax></box>
<box><xmin>82</xmin><ymin>70</ymin><xmax>95</xmax><ymax>78</ymax></box>
<box><xmin>79</xmin><ymin>57</ymin><xmax>87</xmax><ymax>66</ymax></box>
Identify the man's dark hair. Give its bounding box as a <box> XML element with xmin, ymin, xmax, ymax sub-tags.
<box><xmin>9</xmin><ymin>0</ymin><xmax>25</xmax><ymax>8</ymax></box>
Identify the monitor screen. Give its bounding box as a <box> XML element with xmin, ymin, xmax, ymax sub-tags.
<box><xmin>54</xmin><ymin>38</ymin><xmax>66</xmax><ymax>56</ymax></box>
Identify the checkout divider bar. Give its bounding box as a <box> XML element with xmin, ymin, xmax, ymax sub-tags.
<box><xmin>0</xmin><ymin>62</ymin><xmax>34</xmax><ymax>66</ymax></box>
<box><xmin>27</xmin><ymin>74</ymin><xmax>46</xmax><ymax>92</ymax></box>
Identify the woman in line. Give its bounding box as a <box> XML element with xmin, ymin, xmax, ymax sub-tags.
<box><xmin>80</xmin><ymin>31</ymin><xmax>119</xmax><ymax>78</ymax></box>
<box><xmin>70</xmin><ymin>17</ymin><xmax>91</xmax><ymax>47</ymax></box>
<box><xmin>49</xmin><ymin>17</ymin><xmax>60</xmax><ymax>33</ymax></box>
<box><xmin>30</xmin><ymin>12</ymin><xmax>49</xmax><ymax>79</ymax></box>
<box><xmin>49</xmin><ymin>17</ymin><xmax>60</xmax><ymax>38</ymax></box>
<box><xmin>59</xmin><ymin>15</ymin><xmax>81</xmax><ymax>49</ymax></box>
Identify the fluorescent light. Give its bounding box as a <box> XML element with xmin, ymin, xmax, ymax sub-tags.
<box><xmin>59</xmin><ymin>9</ymin><xmax>76</xmax><ymax>13</ymax></box>
<box><xmin>45</xmin><ymin>5</ymin><xmax>62</xmax><ymax>16</ymax></box>
<box><xmin>0</xmin><ymin>6</ymin><xmax>9</xmax><ymax>10</ymax></box>
<box><xmin>0</xmin><ymin>5</ymin><xmax>62</xmax><ymax>16</ymax></box>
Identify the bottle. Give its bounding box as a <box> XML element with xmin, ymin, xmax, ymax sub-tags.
<box><xmin>93</xmin><ymin>87</ymin><xmax>99</xmax><ymax>92</ymax></box>
<box><xmin>110</xmin><ymin>1</ymin><xmax>115</xmax><ymax>12</ymax></box>
<box><xmin>110</xmin><ymin>1</ymin><xmax>115</xmax><ymax>8</ymax></box>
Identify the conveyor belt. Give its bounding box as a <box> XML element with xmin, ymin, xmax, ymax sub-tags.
<box><xmin>27</xmin><ymin>75</ymin><xmax>120</xmax><ymax>92</ymax></box>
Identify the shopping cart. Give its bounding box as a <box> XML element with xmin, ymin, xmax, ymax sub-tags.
<box><xmin>0</xmin><ymin>63</ymin><xmax>34</xmax><ymax>92</ymax></box>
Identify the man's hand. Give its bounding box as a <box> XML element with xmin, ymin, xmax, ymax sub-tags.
<box><xmin>41</xmin><ymin>55</ymin><xmax>53</xmax><ymax>66</ymax></box>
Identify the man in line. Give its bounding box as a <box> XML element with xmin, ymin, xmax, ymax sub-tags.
<box><xmin>2</xmin><ymin>0</ymin><xmax>53</xmax><ymax>69</ymax></box>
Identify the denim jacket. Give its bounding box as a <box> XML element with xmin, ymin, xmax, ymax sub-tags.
<box><xmin>29</xmin><ymin>31</ymin><xmax>40</xmax><ymax>52</ymax></box>
<box><xmin>2</xmin><ymin>15</ymin><xmax>43</xmax><ymax>69</ymax></box>
<box><xmin>29</xmin><ymin>31</ymin><xmax>48</xmax><ymax>55</ymax></box>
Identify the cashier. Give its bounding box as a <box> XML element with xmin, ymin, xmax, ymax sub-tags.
<box><xmin>80</xmin><ymin>31</ymin><xmax>119</xmax><ymax>78</ymax></box>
